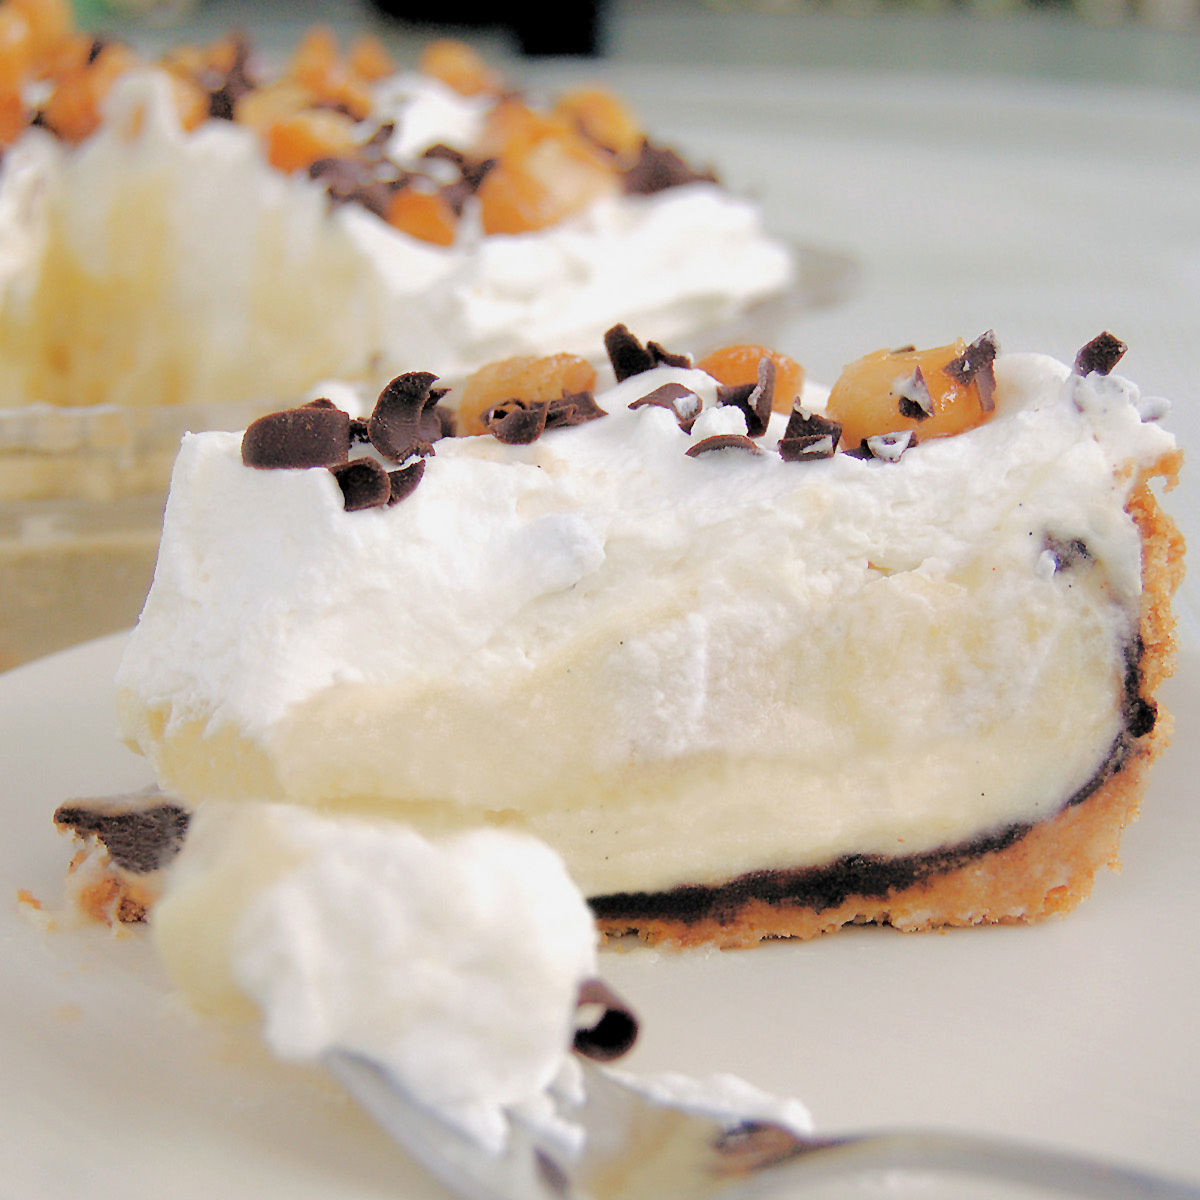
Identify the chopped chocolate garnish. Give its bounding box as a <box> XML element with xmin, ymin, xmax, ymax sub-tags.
<box><xmin>686</xmin><ymin>433</ymin><xmax>762</xmax><ymax>457</ymax></box>
<box><xmin>483</xmin><ymin>398</ymin><xmax>550</xmax><ymax>445</ymax></box>
<box><xmin>1074</xmin><ymin>331</ymin><xmax>1127</xmax><ymax>378</ymax></box>
<box><xmin>864</xmin><ymin>431</ymin><xmax>913</xmax><ymax>462</ymax></box>
<box><xmin>622</xmin><ymin>140</ymin><xmax>718</xmax><ymax>195</ymax></box>
<box><xmin>718</xmin><ymin>356</ymin><xmax>775</xmax><ymax>438</ymax></box>
<box><xmin>54</xmin><ymin>793</ymin><xmax>190</xmax><ymax>875</ymax></box>
<box><xmin>604</xmin><ymin>323</ymin><xmax>657</xmax><ymax>381</ymax></box>
<box><xmin>943</xmin><ymin>331</ymin><xmax>998</xmax><ymax>412</ymax></box>
<box><xmin>309</xmin><ymin>156</ymin><xmax>411</xmax><ymax>219</ymax></box>
<box><xmin>646</xmin><ymin>341</ymin><xmax>693</xmax><ymax>370</ymax></box>
<box><xmin>349</xmin><ymin>415</ymin><xmax>372</xmax><ymax>443</ymax></box>
<box><xmin>543</xmin><ymin>390</ymin><xmax>607</xmax><ymax>429</ymax></box>
<box><xmin>1043</xmin><ymin>533</ymin><xmax>1092</xmax><ymax>571</ymax></box>
<box><xmin>242</xmin><ymin>403</ymin><xmax>352</xmax><ymax>469</ymax></box>
<box><xmin>779</xmin><ymin>408</ymin><xmax>841</xmax><ymax>462</ymax></box>
<box><xmin>368</xmin><ymin>372</ymin><xmax>442</xmax><ymax>463</ymax></box>
<box><xmin>202</xmin><ymin>33</ymin><xmax>256</xmax><ymax>122</ymax></box>
<box><xmin>896</xmin><ymin>365</ymin><xmax>933</xmax><ymax>421</ymax></box>
<box><xmin>573</xmin><ymin>979</ymin><xmax>639</xmax><ymax>1062</ymax></box>
<box><xmin>331</xmin><ymin>458</ymin><xmax>392</xmax><ymax>511</ymax></box>
<box><xmin>604</xmin><ymin>324</ymin><xmax>691</xmax><ymax>381</ymax></box>
<box><xmin>630</xmin><ymin>382</ymin><xmax>702</xmax><ymax>431</ymax></box>
<box><xmin>387</xmin><ymin>458</ymin><xmax>427</xmax><ymax>505</ymax></box>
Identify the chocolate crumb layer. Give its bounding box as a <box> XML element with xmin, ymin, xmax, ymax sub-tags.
<box><xmin>1075</xmin><ymin>331</ymin><xmax>1127</xmax><ymax>378</ymax></box>
<box><xmin>54</xmin><ymin>797</ymin><xmax>191</xmax><ymax>875</ymax></box>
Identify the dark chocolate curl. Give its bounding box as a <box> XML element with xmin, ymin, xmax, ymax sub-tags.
<box><xmin>718</xmin><ymin>355</ymin><xmax>775</xmax><ymax>438</ymax></box>
<box><xmin>483</xmin><ymin>399</ymin><xmax>550</xmax><ymax>445</ymax></box>
<box><xmin>943</xmin><ymin>331</ymin><xmax>997</xmax><ymax>413</ymax></box>
<box><xmin>369</xmin><ymin>372</ymin><xmax>440</xmax><ymax>462</ymax></box>
<box><xmin>1075</xmin><ymin>331</ymin><xmax>1127</xmax><ymax>377</ymax></box>
<box><xmin>387</xmin><ymin>458</ymin><xmax>427</xmax><ymax>505</ymax></box>
<box><xmin>605</xmin><ymin>323</ymin><xmax>656</xmax><ymax>381</ymax></box>
<box><xmin>622</xmin><ymin>140</ymin><xmax>718</xmax><ymax>195</ymax></box>
<box><xmin>242</xmin><ymin>404</ymin><xmax>352</xmax><ymax>469</ymax></box>
<box><xmin>686</xmin><ymin>433</ymin><xmax>762</xmax><ymax>457</ymax></box>
<box><xmin>331</xmin><ymin>458</ymin><xmax>392</xmax><ymax>511</ymax></box>
<box><xmin>630</xmin><ymin>382</ymin><xmax>702</xmax><ymax>431</ymax></box>
<box><xmin>544</xmin><ymin>390</ymin><xmax>607</xmax><ymax>429</ymax></box>
<box><xmin>573</xmin><ymin>979</ymin><xmax>639</xmax><ymax>1062</ymax></box>
<box><xmin>779</xmin><ymin>409</ymin><xmax>841</xmax><ymax>462</ymax></box>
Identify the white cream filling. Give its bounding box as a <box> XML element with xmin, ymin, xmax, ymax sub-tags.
<box><xmin>117</xmin><ymin>354</ymin><xmax>1175</xmax><ymax>896</ymax></box>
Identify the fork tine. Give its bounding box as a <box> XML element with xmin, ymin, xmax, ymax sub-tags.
<box><xmin>325</xmin><ymin>1050</ymin><xmax>565</xmax><ymax>1200</ymax></box>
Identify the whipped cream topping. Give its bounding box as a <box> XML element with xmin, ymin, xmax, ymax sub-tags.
<box><xmin>117</xmin><ymin>350</ymin><xmax>1176</xmax><ymax>896</ymax></box>
<box><xmin>0</xmin><ymin>67</ymin><xmax>790</xmax><ymax>414</ymax></box>
<box><xmin>153</xmin><ymin>802</ymin><xmax>598</xmax><ymax>1150</ymax></box>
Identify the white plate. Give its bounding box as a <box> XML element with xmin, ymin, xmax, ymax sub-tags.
<box><xmin>2</xmin><ymin>632</ymin><xmax>1198</xmax><ymax>1198</ymax></box>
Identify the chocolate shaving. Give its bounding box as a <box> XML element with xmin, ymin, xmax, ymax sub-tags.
<box><xmin>605</xmin><ymin>323</ymin><xmax>656</xmax><ymax>381</ymax></box>
<box><xmin>368</xmin><ymin>372</ymin><xmax>442</xmax><ymax>463</ymax></box>
<box><xmin>331</xmin><ymin>457</ymin><xmax>392</xmax><ymax>511</ymax></box>
<box><xmin>646</xmin><ymin>341</ymin><xmax>693</xmax><ymax>370</ymax></box>
<box><xmin>622</xmin><ymin>140</ymin><xmax>718</xmax><ymax>195</ymax></box>
<box><xmin>718</xmin><ymin>356</ymin><xmax>775</xmax><ymax>438</ymax></box>
<box><xmin>310</xmin><ymin>156</ymin><xmax>410</xmax><ymax>219</ymax></box>
<box><xmin>242</xmin><ymin>402</ymin><xmax>352</xmax><ymax>469</ymax></box>
<box><xmin>896</xmin><ymin>366</ymin><xmax>933</xmax><ymax>421</ymax></box>
<box><xmin>779</xmin><ymin>409</ymin><xmax>841</xmax><ymax>462</ymax></box>
<box><xmin>544</xmin><ymin>390</ymin><xmax>607</xmax><ymax>429</ymax></box>
<box><xmin>387</xmin><ymin>458</ymin><xmax>427</xmax><ymax>505</ymax></box>
<box><xmin>573</xmin><ymin>979</ymin><xmax>639</xmax><ymax>1062</ymax></box>
<box><xmin>483</xmin><ymin>398</ymin><xmax>550</xmax><ymax>445</ymax></box>
<box><xmin>604</xmin><ymin>324</ymin><xmax>690</xmax><ymax>381</ymax></box>
<box><xmin>943</xmin><ymin>331</ymin><xmax>997</xmax><ymax>413</ymax></box>
<box><xmin>630</xmin><ymin>382</ymin><xmax>702</xmax><ymax>431</ymax></box>
<box><xmin>686</xmin><ymin>433</ymin><xmax>762</xmax><ymax>457</ymax></box>
<box><xmin>202</xmin><ymin>33</ymin><xmax>256</xmax><ymax>122</ymax></box>
<box><xmin>864</xmin><ymin>430</ymin><xmax>913</xmax><ymax>462</ymax></box>
<box><xmin>1074</xmin><ymin>331</ymin><xmax>1127</xmax><ymax>378</ymax></box>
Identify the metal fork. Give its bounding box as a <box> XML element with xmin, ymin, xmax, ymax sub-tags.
<box><xmin>326</xmin><ymin>1050</ymin><xmax>1200</xmax><ymax>1200</ymax></box>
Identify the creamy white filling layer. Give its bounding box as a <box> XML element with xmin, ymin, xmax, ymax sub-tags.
<box><xmin>116</xmin><ymin>354</ymin><xmax>1175</xmax><ymax>896</ymax></box>
<box><xmin>0</xmin><ymin>69</ymin><xmax>790</xmax><ymax>415</ymax></box>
